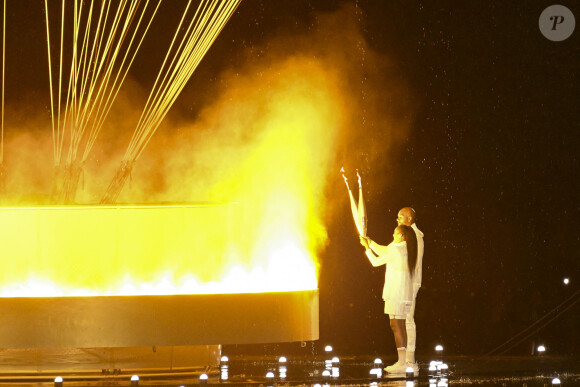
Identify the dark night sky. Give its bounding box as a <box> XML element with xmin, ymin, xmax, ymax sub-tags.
<box><xmin>2</xmin><ymin>1</ymin><xmax>579</xmax><ymax>357</ymax></box>
<box><xmin>319</xmin><ymin>1</ymin><xmax>579</xmax><ymax>356</ymax></box>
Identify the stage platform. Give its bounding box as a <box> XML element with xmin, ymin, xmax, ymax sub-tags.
<box><xmin>0</xmin><ymin>352</ymin><xmax>577</xmax><ymax>386</ymax></box>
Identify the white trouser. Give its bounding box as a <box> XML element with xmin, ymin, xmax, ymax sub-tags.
<box><xmin>406</xmin><ymin>284</ymin><xmax>420</xmax><ymax>353</ymax></box>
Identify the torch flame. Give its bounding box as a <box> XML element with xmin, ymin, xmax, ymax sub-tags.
<box><xmin>341</xmin><ymin>167</ymin><xmax>349</xmax><ymax>190</ymax></box>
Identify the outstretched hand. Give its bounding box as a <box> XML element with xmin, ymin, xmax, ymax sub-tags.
<box><xmin>359</xmin><ymin>235</ymin><xmax>370</xmax><ymax>249</ymax></box>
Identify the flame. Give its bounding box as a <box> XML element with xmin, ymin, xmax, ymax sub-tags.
<box><xmin>0</xmin><ymin>204</ymin><xmax>319</xmax><ymax>297</ymax></box>
<box><xmin>0</xmin><ymin>56</ymin><xmax>342</xmax><ymax>297</ymax></box>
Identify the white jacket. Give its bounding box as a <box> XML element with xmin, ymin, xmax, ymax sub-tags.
<box><xmin>365</xmin><ymin>241</ymin><xmax>413</xmax><ymax>303</ymax></box>
<box><xmin>369</xmin><ymin>223</ymin><xmax>424</xmax><ymax>287</ymax></box>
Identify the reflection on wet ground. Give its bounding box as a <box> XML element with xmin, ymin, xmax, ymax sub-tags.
<box><xmin>0</xmin><ymin>354</ymin><xmax>578</xmax><ymax>386</ymax></box>
<box><xmin>219</xmin><ymin>355</ymin><xmax>579</xmax><ymax>386</ymax></box>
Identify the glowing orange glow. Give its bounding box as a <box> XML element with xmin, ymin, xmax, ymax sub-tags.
<box><xmin>1</xmin><ymin>57</ymin><xmax>343</xmax><ymax>297</ymax></box>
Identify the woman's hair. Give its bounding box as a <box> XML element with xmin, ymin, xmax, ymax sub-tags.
<box><xmin>397</xmin><ymin>225</ymin><xmax>417</xmax><ymax>276</ymax></box>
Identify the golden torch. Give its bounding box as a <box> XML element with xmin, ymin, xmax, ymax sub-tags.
<box><xmin>341</xmin><ymin>168</ymin><xmax>367</xmax><ymax>237</ymax></box>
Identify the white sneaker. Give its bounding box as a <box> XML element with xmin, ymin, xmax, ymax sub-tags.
<box><xmin>384</xmin><ymin>361</ymin><xmax>407</xmax><ymax>374</ymax></box>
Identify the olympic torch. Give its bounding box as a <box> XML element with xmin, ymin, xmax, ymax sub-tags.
<box><xmin>357</xmin><ymin>170</ymin><xmax>367</xmax><ymax>237</ymax></box>
<box><xmin>341</xmin><ymin>168</ymin><xmax>366</xmax><ymax>237</ymax></box>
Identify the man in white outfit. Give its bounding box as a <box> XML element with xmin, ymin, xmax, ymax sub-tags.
<box><xmin>366</xmin><ymin>207</ymin><xmax>424</xmax><ymax>372</ymax></box>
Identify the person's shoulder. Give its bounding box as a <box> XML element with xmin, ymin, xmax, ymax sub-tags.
<box><xmin>390</xmin><ymin>242</ymin><xmax>408</xmax><ymax>258</ymax></box>
<box><xmin>412</xmin><ymin>223</ymin><xmax>424</xmax><ymax>237</ymax></box>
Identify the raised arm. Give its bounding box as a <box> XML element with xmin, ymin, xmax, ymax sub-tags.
<box><xmin>360</xmin><ymin>236</ymin><xmax>395</xmax><ymax>267</ymax></box>
<box><xmin>369</xmin><ymin>238</ymin><xmax>390</xmax><ymax>256</ymax></box>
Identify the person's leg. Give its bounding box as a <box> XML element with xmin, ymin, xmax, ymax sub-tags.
<box><xmin>406</xmin><ymin>286</ymin><xmax>419</xmax><ymax>363</ymax></box>
<box><xmin>390</xmin><ymin>318</ymin><xmax>407</xmax><ymax>364</ymax></box>
<box><xmin>390</xmin><ymin>317</ymin><xmax>407</xmax><ymax>348</ymax></box>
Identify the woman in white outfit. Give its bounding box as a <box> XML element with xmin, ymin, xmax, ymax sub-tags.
<box><xmin>360</xmin><ymin>225</ymin><xmax>418</xmax><ymax>374</ymax></box>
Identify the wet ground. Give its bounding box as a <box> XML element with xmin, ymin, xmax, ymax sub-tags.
<box><xmin>0</xmin><ymin>354</ymin><xmax>578</xmax><ymax>386</ymax></box>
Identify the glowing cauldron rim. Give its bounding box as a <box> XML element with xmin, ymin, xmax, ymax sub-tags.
<box><xmin>0</xmin><ymin>289</ymin><xmax>320</xmax><ymax>347</ymax></box>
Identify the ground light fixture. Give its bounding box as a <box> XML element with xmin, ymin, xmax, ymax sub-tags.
<box><xmin>371</xmin><ymin>358</ymin><xmax>383</xmax><ymax>378</ymax></box>
<box><xmin>429</xmin><ymin>361</ymin><xmax>438</xmax><ymax>376</ymax></box>
<box><xmin>130</xmin><ymin>375</ymin><xmax>139</xmax><ymax>386</ymax></box>
<box><xmin>265</xmin><ymin>371</ymin><xmax>275</xmax><ymax>387</ymax></box>
<box><xmin>220</xmin><ymin>356</ymin><xmax>229</xmax><ymax>381</ymax></box>
<box><xmin>54</xmin><ymin>376</ymin><xmax>63</xmax><ymax>387</ymax></box>
<box><xmin>278</xmin><ymin>356</ymin><xmax>287</xmax><ymax>379</ymax></box>
<box><xmin>331</xmin><ymin>356</ymin><xmax>340</xmax><ymax>377</ymax></box>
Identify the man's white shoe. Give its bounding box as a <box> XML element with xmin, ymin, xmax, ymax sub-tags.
<box><xmin>384</xmin><ymin>361</ymin><xmax>407</xmax><ymax>374</ymax></box>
